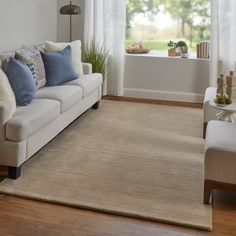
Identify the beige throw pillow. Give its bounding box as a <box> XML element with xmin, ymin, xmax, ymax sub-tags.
<box><xmin>0</xmin><ymin>69</ymin><xmax>16</xmax><ymax>118</ymax></box>
<box><xmin>44</xmin><ymin>40</ymin><xmax>83</xmax><ymax>76</ymax></box>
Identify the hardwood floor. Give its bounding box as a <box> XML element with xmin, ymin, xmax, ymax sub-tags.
<box><xmin>103</xmin><ymin>96</ymin><xmax>203</xmax><ymax>109</ymax></box>
<box><xmin>0</xmin><ymin>166</ymin><xmax>236</xmax><ymax>235</ymax></box>
<box><xmin>0</xmin><ymin>188</ymin><xmax>235</xmax><ymax>236</ymax></box>
<box><xmin>0</xmin><ymin>99</ymin><xmax>235</xmax><ymax>236</ymax></box>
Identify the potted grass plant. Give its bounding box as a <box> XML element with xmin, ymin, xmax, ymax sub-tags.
<box><xmin>167</xmin><ymin>41</ymin><xmax>177</xmax><ymax>57</ymax></box>
<box><xmin>82</xmin><ymin>38</ymin><xmax>110</xmax><ymax>81</ymax></box>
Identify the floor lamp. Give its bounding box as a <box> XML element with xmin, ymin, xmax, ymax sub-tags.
<box><xmin>60</xmin><ymin>1</ymin><xmax>81</xmax><ymax>42</ymax></box>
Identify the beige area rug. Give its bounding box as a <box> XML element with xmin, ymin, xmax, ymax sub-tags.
<box><xmin>0</xmin><ymin>100</ymin><xmax>212</xmax><ymax>231</ymax></box>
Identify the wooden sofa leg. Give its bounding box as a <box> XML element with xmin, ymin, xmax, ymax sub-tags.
<box><xmin>92</xmin><ymin>101</ymin><xmax>100</xmax><ymax>110</ymax></box>
<box><xmin>204</xmin><ymin>180</ymin><xmax>213</xmax><ymax>204</ymax></box>
<box><xmin>8</xmin><ymin>166</ymin><xmax>21</xmax><ymax>179</ymax></box>
<box><xmin>203</xmin><ymin>122</ymin><xmax>208</xmax><ymax>139</ymax></box>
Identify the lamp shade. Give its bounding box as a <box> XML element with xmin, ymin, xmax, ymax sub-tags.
<box><xmin>60</xmin><ymin>1</ymin><xmax>81</xmax><ymax>15</ymax></box>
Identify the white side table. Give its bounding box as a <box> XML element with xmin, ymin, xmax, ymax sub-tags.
<box><xmin>209</xmin><ymin>101</ymin><xmax>236</xmax><ymax>122</ymax></box>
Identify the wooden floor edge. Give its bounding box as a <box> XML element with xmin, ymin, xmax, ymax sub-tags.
<box><xmin>103</xmin><ymin>96</ymin><xmax>203</xmax><ymax>109</ymax></box>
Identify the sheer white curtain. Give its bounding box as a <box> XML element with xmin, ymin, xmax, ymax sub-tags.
<box><xmin>210</xmin><ymin>0</ymin><xmax>236</xmax><ymax>86</ymax></box>
<box><xmin>84</xmin><ymin>0</ymin><xmax>126</xmax><ymax>96</ymax></box>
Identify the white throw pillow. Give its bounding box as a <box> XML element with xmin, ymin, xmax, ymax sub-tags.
<box><xmin>44</xmin><ymin>40</ymin><xmax>83</xmax><ymax>76</ymax></box>
<box><xmin>0</xmin><ymin>69</ymin><xmax>16</xmax><ymax>118</ymax></box>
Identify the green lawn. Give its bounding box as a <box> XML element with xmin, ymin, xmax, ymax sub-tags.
<box><xmin>125</xmin><ymin>39</ymin><xmax>196</xmax><ymax>52</ymax></box>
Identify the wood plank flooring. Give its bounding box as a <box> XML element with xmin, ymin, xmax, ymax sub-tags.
<box><xmin>0</xmin><ymin>188</ymin><xmax>235</xmax><ymax>236</ymax></box>
<box><xmin>103</xmin><ymin>96</ymin><xmax>203</xmax><ymax>109</ymax></box>
<box><xmin>0</xmin><ymin>99</ymin><xmax>235</xmax><ymax>236</ymax></box>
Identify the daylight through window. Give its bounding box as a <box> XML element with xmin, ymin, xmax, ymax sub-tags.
<box><xmin>126</xmin><ymin>0</ymin><xmax>211</xmax><ymax>53</ymax></box>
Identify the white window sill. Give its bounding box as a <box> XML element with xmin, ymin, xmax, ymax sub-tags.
<box><xmin>125</xmin><ymin>50</ymin><xmax>209</xmax><ymax>61</ymax></box>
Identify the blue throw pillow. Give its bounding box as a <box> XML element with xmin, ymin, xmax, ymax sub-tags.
<box><xmin>40</xmin><ymin>46</ymin><xmax>78</xmax><ymax>86</ymax></box>
<box><xmin>5</xmin><ymin>58</ymin><xmax>36</xmax><ymax>106</ymax></box>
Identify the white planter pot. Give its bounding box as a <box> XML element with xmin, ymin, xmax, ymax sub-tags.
<box><xmin>181</xmin><ymin>53</ymin><xmax>189</xmax><ymax>58</ymax></box>
<box><xmin>176</xmin><ymin>47</ymin><xmax>182</xmax><ymax>56</ymax></box>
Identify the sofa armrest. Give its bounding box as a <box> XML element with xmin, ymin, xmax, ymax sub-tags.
<box><xmin>82</xmin><ymin>63</ymin><xmax>93</xmax><ymax>75</ymax></box>
<box><xmin>0</xmin><ymin>101</ymin><xmax>12</xmax><ymax>125</ymax></box>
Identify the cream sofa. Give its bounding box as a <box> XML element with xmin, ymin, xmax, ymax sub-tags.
<box><xmin>0</xmin><ymin>60</ymin><xmax>102</xmax><ymax>179</ymax></box>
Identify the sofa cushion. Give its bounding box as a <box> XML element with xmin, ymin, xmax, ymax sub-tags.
<box><xmin>65</xmin><ymin>73</ymin><xmax>102</xmax><ymax>98</ymax></box>
<box><xmin>0</xmin><ymin>50</ymin><xmax>15</xmax><ymax>71</ymax></box>
<box><xmin>35</xmin><ymin>85</ymin><xmax>82</xmax><ymax>113</ymax></box>
<box><xmin>5</xmin><ymin>58</ymin><xmax>36</xmax><ymax>106</ymax></box>
<box><xmin>44</xmin><ymin>40</ymin><xmax>83</xmax><ymax>76</ymax></box>
<box><xmin>15</xmin><ymin>47</ymin><xmax>46</xmax><ymax>89</ymax></box>
<box><xmin>6</xmin><ymin>99</ymin><xmax>60</xmax><ymax>142</ymax></box>
<box><xmin>41</xmin><ymin>46</ymin><xmax>78</xmax><ymax>86</ymax></box>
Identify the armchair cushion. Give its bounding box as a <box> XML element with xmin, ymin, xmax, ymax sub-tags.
<box><xmin>205</xmin><ymin>120</ymin><xmax>236</xmax><ymax>184</ymax></box>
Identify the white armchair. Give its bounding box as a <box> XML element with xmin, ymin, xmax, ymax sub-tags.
<box><xmin>204</xmin><ymin>120</ymin><xmax>236</xmax><ymax>204</ymax></box>
<box><xmin>203</xmin><ymin>87</ymin><xmax>218</xmax><ymax>138</ymax></box>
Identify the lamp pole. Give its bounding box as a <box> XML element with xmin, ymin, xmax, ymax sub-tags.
<box><xmin>70</xmin><ymin>2</ymin><xmax>72</xmax><ymax>42</ymax></box>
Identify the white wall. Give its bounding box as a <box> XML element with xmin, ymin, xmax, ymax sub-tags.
<box><xmin>57</xmin><ymin>0</ymin><xmax>85</xmax><ymax>42</ymax></box>
<box><xmin>124</xmin><ymin>54</ymin><xmax>210</xmax><ymax>103</ymax></box>
<box><xmin>0</xmin><ymin>0</ymin><xmax>58</xmax><ymax>51</ymax></box>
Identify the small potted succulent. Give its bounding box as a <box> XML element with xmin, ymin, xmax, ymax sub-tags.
<box><xmin>176</xmin><ymin>41</ymin><xmax>187</xmax><ymax>56</ymax></box>
<box><xmin>181</xmin><ymin>46</ymin><xmax>189</xmax><ymax>58</ymax></box>
<box><xmin>167</xmin><ymin>41</ymin><xmax>177</xmax><ymax>57</ymax></box>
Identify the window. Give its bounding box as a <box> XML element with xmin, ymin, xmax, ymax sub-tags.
<box><xmin>126</xmin><ymin>0</ymin><xmax>211</xmax><ymax>52</ymax></box>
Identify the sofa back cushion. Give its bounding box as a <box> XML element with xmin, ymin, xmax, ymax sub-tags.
<box><xmin>0</xmin><ymin>69</ymin><xmax>16</xmax><ymax>117</ymax></box>
<box><xmin>40</xmin><ymin>46</ymin><xmax>78</xmax><ymax>86</ymax></box>
<box><xmin>15</xmin><ymin>47</ymin><xmax>46</xmax><ymax>89</ymax></box>
<box><xmin>0</xmin><ymin>51</ymin><xmax>15</xmax><ymax>71</ymax></box>
<box><xmin>44</xmin><ymin>40</ymin><xmax>83</xmax><ymax>76</ymax></box>
<box><xmin>5</xmin><ymin>58</ymin><xmax>36</xmax><ymax>106</ymax></box>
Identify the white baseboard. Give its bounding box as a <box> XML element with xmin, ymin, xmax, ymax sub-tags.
<box><xmin>123</xmin><ymin>88</ymin><xmax>204</xmax><ymax>103</ymax></box>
